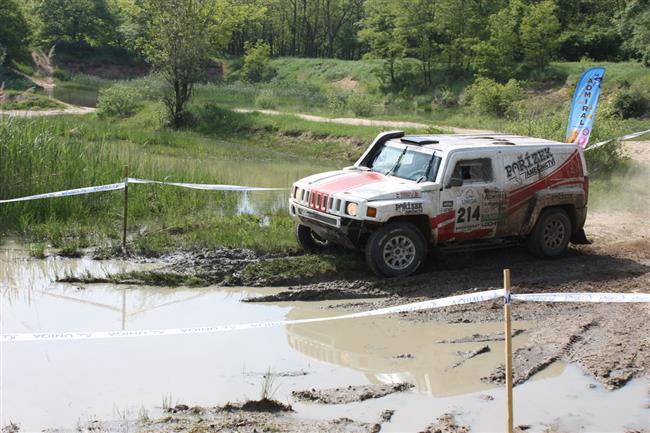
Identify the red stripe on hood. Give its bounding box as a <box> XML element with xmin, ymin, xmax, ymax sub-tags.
<box><xmin>313</xmin><ymin>171</ymin><xmax>385</xmax><ymax>194</ymax></box>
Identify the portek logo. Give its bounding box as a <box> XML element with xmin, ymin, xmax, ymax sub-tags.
<box><xmin>395</xmin><ymin>202</ymin><xmax>423</xmax><ymax>214</ymax></box>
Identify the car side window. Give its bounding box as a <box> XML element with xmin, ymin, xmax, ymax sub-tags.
<box><xmin>451</xmin><ymin>158</ymin><xmax>493</xmax><ymax>183</ymax></box>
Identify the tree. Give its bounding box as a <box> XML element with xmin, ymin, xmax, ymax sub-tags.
<box><xmin>398</xmin><ymin>0</ymin><xmax>441</xmax><ymax>90</ymax></box>
<box><xmin>358</xmin><ymin>0</ymin><xmax>407</xmax><ymax>91</ymax></box>
<box><xmin>472</xmin><ymin>3</ymin><xmax>522</xmax><ymax>80</ymax></box>
<box><xmin>139</xmin><ymin>0</ymin><xmax>216</xmax><ymax>127</ymax></box>
<box><xmin>520</xmin><ymin>0</ymin><xmax>560</xmax><ymax>70</ymax></box>
<box><xmin>241</xmin><ymin>40</ymin><xmax>276</xmax><ymax>83</ymax></box>
<box><xmin>0</xmin><ymin>0</ymin><xmax>31</xmax><ymax>64</ymax></box>
<box><xmin>620</xmin><ymin>0</ymin><xmax>650</xmax><ymax>66</ymax></box>
<box><xmin>34</xmin><ymin>0</ymin><xmax>118</xmax><ymax>45</ymax></box>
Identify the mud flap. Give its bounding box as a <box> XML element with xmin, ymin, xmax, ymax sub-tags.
<box><xmin>571</xmin><ymin>228</ymin><xmax>591</xmax><ymax>245</ymax></box>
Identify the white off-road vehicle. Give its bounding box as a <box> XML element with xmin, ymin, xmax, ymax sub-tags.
<box><xmin>289</xmin><ymin>131</ymin><xmax>590</xmax><ymax>277</ymax></box>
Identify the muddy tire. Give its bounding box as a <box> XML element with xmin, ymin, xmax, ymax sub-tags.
<box><xmin>296</xmin><ymin>224</ymin><xmax>334</xmax><ymax>253</ymax></box>
<box><xmin>365</xmin><ymin>223</ymin><xmax>426</xmax><ymax>277</ymax></box>
<box><xmin>527</xmin><ymin>208</ymin><xmax>572</xmax><ymax>259</ymax></box>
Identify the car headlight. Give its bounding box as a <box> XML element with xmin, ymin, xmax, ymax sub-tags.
<box><xmin>346</xmin><ymin>202</ymin><xmax>358</xmax><ymax>216</ymax></box>
<box><xmin>295</xmin><ymin>188</ymin><xmax>303</xmax><ymax>200</ymax></box>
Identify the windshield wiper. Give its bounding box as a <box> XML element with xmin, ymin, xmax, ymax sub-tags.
<box><xmin>385</xmin><ymin>147</ymin><xmax>408</xmax><ymax>176</ymax></box>
<box><xmin>417</xmin><ymin>155</ymin><xmax>436</xmax><ymax>183</ymax></box>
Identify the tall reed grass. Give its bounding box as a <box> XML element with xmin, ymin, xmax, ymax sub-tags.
<box><xmin>0</xmin><ymin>115</ymin><xmax>240</xmax><ymax>245</ymax></box>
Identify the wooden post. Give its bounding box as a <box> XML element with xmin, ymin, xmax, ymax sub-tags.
<box><xmin>504</xmin><ymin>268</ymin><xmax>514</xmax><ymax>433</ymax></box>
<box><xmin>122</xmin><ymin>165</ymin><xmax>129</xmax><ymax>253</ymax></box>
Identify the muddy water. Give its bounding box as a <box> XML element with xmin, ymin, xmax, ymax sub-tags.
<box><xmin>1</xmin><ymin>248</ymin><xmax>648</xmax><ymax>432</ymax></box>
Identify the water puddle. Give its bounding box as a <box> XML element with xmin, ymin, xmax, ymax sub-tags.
<box><xmin>52</xmin><ymin>84</ymin><xmax>99</xmax><ymax>108</ymax></box>
<box><xmin>1</xmin><ymin>247</ymin><xmax>648</xmax><ymax>432</ymax></box>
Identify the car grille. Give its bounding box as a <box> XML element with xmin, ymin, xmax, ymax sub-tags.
<box><xmin>296</xmin><ymin>189</ymin><xmax>342</xmax><ymax>214</ymax></box>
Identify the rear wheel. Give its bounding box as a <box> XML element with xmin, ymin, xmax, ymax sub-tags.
<box><xmin>296</xmin><ymin>224</ymin><xmax>333</xmax><ymax>253</ymax></box>
<box><xmin>365</xmin><ymin>223</ymin><xmax>426</xmax><ymax>277</ymax></box>
<box><xmin>527</xmin><ymin>208</ymin><xmax>572</xmax><ymax>258</ymax></box>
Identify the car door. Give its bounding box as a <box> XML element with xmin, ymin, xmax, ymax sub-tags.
<box><xmin>437</xmin><ymin>152</ymin><xmax>505</xmax><ymax>243</ymax></box>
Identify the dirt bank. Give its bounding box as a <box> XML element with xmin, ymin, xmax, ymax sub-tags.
<box><xmin>292</xmin><ymin>383</ymin><xmax>414</xmax><ymax>404</ymax></box>
<box><xmin>0</xmin><ymin>104</ymin><xmax>96</xmax><ymax>117</ymax></box>
<box><xmin>45</xmin><ymin>400</ymin><xmax>379</xmax><ymax>433</ymax></box>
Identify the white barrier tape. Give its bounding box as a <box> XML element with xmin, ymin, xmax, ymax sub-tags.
<box><xmin>1</xmin><ymin>289</ymin><xmax>503</xmax><ymax>343</ymax></box>
<box><xmin>128</xmin><ymin>178</ymin><xmax>288</xmax><ymax>191</ymax></box>
<box><xmin>585</xmin><ymin>128</ymin><xmax>650</xmax><ymax>152</ymax></box>
<box><xmin>0</xmin><ymin>183</ymin><xmax>125</xmax><ymax>204</ymax></box>
<box><xmin>512</xmin><ymin>292</ymin><xmax>650</xmax><ymax>303</ymax></box>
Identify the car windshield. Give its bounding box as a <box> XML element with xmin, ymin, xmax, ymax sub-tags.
<box><xmin>368</xmin><ymin>144</ymin><xmax>441</xmax><ymax>182</ymax></box>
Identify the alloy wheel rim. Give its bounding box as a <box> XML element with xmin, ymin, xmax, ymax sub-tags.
<box><xmin>383</xmin><ymin>235</ymin><xmax>416</xmax><ymax>270</ymax></box>
<box><xmin>543</xmin><ymin>219</ymin><xmax>565</xmax><ymax>249</ymax></box>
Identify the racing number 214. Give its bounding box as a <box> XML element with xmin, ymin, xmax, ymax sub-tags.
<box><xmin>457</xmin><ymin>206</ymin><xmax>480</xmax><ymax>223</ymax></box>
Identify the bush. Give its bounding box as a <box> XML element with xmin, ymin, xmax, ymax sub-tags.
<box><xmin>326</xmin><ymin>89</ymin><xmax>347</xmax><ymax>114</ymax></box>
<box><xmin>464</xmin><ymin>77</ymin><xmax>524</xmax><ymax>117</ymax></box>
<box><xmin>96</xmin><ymin>84</ymin><xmax>140</xmax><ymax>118</ymax></box>
<box><xmin>347</xmin><ymin>92</ymin><xmax>378</xmax><ymax>117</ymax></box>
<box><xmin>432</xmin><ymin>88</ymin><xmax>458</xmax><ymax>108</ymax></box>
<box><xmin>608</xmin><ymin>90</ymin><xmax>649</xmax><ymax>119</ymax></box>
<box><xmin>254</xmin><ymin>89</ymin><xmax>277</xmax><ymax>109</ymax></box>
<box><xmin>241</xmin><ymin>41</ymin><xmax>276</xmax><ymax>83</ymax></box>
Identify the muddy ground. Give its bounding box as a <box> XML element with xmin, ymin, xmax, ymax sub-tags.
<box><xmin>45</xmin><ymin>208</ymin><xmax>648</xmax><ymax>433</ymax></box>
<box><xmin>47</xmin><ymin>207</ymin><xmax>649</xmax><ymax>433</ymax></box>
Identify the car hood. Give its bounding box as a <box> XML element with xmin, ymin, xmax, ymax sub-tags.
<box><xmin>297</xmin><ymin>169</ymin><xmax>422</xmax><ymax>201</ymax></box>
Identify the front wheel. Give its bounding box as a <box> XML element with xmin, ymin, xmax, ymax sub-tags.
<box><xmin>295</xmin><ymin>224</ymin><xmax>334</xmax><ymax>253</ymax></box>
<box><xmin>365</xmin><ymin>223</ymin><xmax>426</xmax><ymax>277</ymax></box>
<box><xmin>527</xmin><ymin>208</ymin><xmax>572</xmax><ymax>259</ymax></box>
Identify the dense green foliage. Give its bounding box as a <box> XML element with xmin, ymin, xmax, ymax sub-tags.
<box><xmin>4</xmin><ymin>0</ymin><xmax>648</xmax><ymax>76</ymax></box>
<box><xmin>465</xmin><ymin>78</ymin><xmax>524</xmax><ymax>117</ymax></box>
<box><xmin>33</xmin><ymin>0</ymin><xmax>117</xmax><ymax>46</ymax></box>
<box><xmin>96</xmin><ymin>83</ymin><xmax>141</xmax><ymax>117</ymax></box>
<box><xmin>241</xmin><ymin>41</ymin><xmax>277</xmax><ymax>83</ymax></box>
<box><xmin>0</xmin><ymin>0</ymin><xmax>31</xmax><ymax>63</ymax></box>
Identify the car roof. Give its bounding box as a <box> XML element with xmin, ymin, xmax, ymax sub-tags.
<box><xmin>389</xmin><ymin>134</ymin><xmax>575</xmax><ymax>153</ymax></box>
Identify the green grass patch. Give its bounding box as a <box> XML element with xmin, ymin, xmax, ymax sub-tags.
<box><xmin>1</xmin><ymin>90</ymin><xmax>64</xmax><ymax>110</ymax></box>
<box><xmin>240</xmin><ymin>252</ymin><xmax>364</xmax><ymax>285</ymax></box>
<box><xmin>111</xmin><ymin>270</ymin><xmax>211</xmax><ymax>287</ymax></box>
<box><xmin>29</xmin><ymin>243</ymin><xmax>46</xmax><ymax>259</ymax></box>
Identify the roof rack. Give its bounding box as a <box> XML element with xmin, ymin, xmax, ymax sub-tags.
<box><xmin>400</xmin><ymin>136</ymin><xmax>439</xmax><ymax>145</ymax></box>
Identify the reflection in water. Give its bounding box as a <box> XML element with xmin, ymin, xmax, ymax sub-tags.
<box><xmin>283</xmin><ymin>303</ymin><xmax>552</xmax><ymax>397</ymax></box>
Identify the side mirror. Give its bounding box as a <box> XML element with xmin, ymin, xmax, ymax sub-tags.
<box><xmin>446</xmin><ymin>177</ymin><xmax>463</xmax><ymax>188</ymax></box>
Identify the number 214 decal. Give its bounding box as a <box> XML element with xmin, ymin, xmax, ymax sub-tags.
<box><xmin>457</xmin><ymin>206</ymin><xmax>480</xmax><ymax>223</ymax></box>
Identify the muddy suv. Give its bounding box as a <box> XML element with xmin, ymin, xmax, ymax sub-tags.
<box><xmin>289</xmin><ymin>131</ymin><xmax>589</xmax><ymax>277</ymax></box>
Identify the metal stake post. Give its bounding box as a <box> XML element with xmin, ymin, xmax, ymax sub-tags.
<box><xmin>504</xmin><ymin>268</ymin><xmax>514</xmax><ymax>433</ymax></box>
<box><xmin>122</xmin><ymin>165</ymin><xmax>129</xmax><ymax>252</ymax></box>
